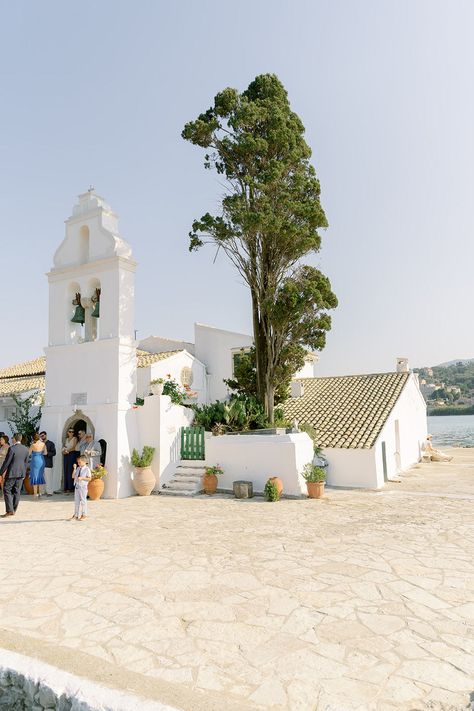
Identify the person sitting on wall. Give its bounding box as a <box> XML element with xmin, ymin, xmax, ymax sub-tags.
<box><xmin>424</xmin><ymin>434</ymin><xmax>453</xmax><ymax>462</ymax></box>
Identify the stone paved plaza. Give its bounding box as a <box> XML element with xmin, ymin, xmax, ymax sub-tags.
<box><xmin>1</xmin><ymin>449</ymin><xmax>473</xmax><ymax>711</ymax></box>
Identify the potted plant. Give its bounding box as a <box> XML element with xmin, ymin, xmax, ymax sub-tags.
<box><xmin>88</xmin><ymin>464</ymin><xmax>107</xmax><ymax>500</ymax></box>
<box><xmin>303</xmin><ymin>463</ymin><xmax>326</xmax><ymax>499</ymax></box>
<box><xmin>131</xmin><ymin>446</ymin><xmax>156</xmax><ymax>495</ymax></box>
<box><xmin>150</xmin><ymin>378</ymin><xmax>164</xmax><ymax>396</ymax></box>
<box><xmin>203</xmin><ymin>464</ymin><xmax>223</xmax><ymax>495</ymax></box>
<box><xmin>264</xmin><ymin>478</ymin><xmax>281</xmax><ymax>502</ymax></box>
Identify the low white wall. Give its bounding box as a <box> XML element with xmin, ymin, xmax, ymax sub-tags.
<box><xmin>322</xmin><ymin>447</ymin><xmax>380</xmax><ymax>489</ymax></box>
<box><xmin>135</xmin><ymin>394</ymin><xmax>194</xmax><ymax>490</ymax></box>
<box><xmin>0</xmin><ymin>646</ymin><xmax>175</xmax><ymax>710</ymax></box>
<box><xmin>204</xmin><ymin>432</ymin><xmax>314</xmax><ymax>496</ymax></box>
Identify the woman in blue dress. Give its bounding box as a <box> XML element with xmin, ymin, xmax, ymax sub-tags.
<box><xmin>29</xmin><ymin>432</ymin><xmax>46</xmax><ymax>497</ymax></box>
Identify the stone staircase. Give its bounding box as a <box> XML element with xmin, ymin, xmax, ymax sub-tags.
<box><xmin>160</xmin><ymin>462</ymin><xmax>205</xmax><ymax>496</ymax></box>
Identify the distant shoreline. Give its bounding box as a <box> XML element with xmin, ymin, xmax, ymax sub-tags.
<box><xmin>428</xmin><ymin>407</ymin><xmax>474</xmax><ymax>417</ymax></box>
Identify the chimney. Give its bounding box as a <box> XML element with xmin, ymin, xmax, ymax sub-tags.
<box><xmin>290</xmin><ymin>381</ymin><xmax>305</xmax><ymax>398</ymax></box>
<box><xmin>396</xmin><ymin>357</ymin><xmax>409</xmax><ymax>373</ymax></box>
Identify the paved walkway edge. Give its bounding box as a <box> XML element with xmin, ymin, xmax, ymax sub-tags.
<box><xmin>0</xmin><ymin>646</ymin><xmax>180</xmax><ymax>711</ymax></box>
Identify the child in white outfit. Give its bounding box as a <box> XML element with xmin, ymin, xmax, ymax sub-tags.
<box><xmin>71</xmin><ymin>455</ymin><xmax>91</xmax><ymax>520</ymax></box>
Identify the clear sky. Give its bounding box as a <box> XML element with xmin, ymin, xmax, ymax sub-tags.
<box><xmin>0</xmin><ymin>0</ymin><xmax>472</xmax><ymax>375</ymax></box>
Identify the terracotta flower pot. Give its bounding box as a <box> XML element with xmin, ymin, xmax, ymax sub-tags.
<box><xmin>268</xmin><ymin>476</ymin><xmax>283</xmax><ymax>498</ymax></box>
<box><xmin>23</xmin><ymin>474</ymin><xmax>34</xmax><ymax>495</ymax></box>
<box><xmin>307</xmin><ymin>481</ymin><xmax>325</xmax><ymax>499</ymax></box>
<box><xmin>133</xmin><ymin>466</ymin><xmax>156</xmax><ymax>496</ymax></box>
<box><xmin>203</xmin><ymin>473</ymin><xmax>217</xmax><ymax>495</ymax></box>
<box><xmin>88</xmin><ymin>478</ymin><xmax>105</xmax><ymax>500</ymax></box>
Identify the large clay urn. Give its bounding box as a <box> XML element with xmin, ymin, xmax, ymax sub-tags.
<box><xmin>203</xmin><ymin>473</ymin><xmax>218</xmax><ymax>495</ymax></box>
<box><xmin>133</xmin><ymin>466</ymin><xmax>156</xmax><ymax>496</ymax></box>
<box><xmin>306</xmin><ymin>481</ymin><xmax>325</xmax><ymax>499</ymax></box>
<box><xmin>23</xmin><ymin>474</ymin><xmax>34</xmax><ymax>495</ymax></box>
<box><xmin>268</xmin><ymin>476</ymin><xmax>283</xmax><ymax>498</ymax></box>
<box><xmin>88</xmin><ymin>478</ymin><xmax>105</xmax><ymax>500</ymax></box>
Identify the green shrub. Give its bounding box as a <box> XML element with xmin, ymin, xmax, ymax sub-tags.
<box><xmin>264</xmin><ymin>479</ymin><xmax>280</xmax><ymax>502</ymax></box>
<box><xmin>131</xmin><ymin>446</ymin><xmax>155</xmax><ymax>468</ymax></box>
<box><xmin>302</xmin><ymin>463</ymin><xmax>326</xmax><ymax>483</ymax></box>
<box><xmin>191</xmin><ymin>394</ymin><xmax>268</xmax><ymax>432</ymax></box>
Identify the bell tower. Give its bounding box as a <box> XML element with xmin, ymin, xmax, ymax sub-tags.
<box><xmin>42</xmin><ymin>191</ymin><xmax>138</xmax><ymax>498</ymax></box>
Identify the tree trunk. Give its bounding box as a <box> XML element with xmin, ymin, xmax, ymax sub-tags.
<box><xmin>251</xmin><ymin>290</ymin><xmax>267</xmax><ymax>408</ymax></box>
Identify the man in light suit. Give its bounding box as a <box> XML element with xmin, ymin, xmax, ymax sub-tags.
<box><xmin>0</xmin><ymin>433</ymin><xmax>29</xmax><ymax>517</ymax></box>
<box><xmin>83</xmin><ymin>433</ymin><xmax>102</xmax><ymax>471</ymax></box>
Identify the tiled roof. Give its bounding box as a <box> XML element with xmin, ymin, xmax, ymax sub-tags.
<box><xmin>136</xmin><ymin>350</ymin><xmax>183</xmax><ymax>367</ymax></box>
<box><xmin>0</xmin><ymin>375</ymin><xmax>45</xmax><ymax>396</ymax></box>
<box><xmin>0</xmin><ymin>357</ymin><xmax>46</xmax><ymax>379</ymax></box>
<box><xmin>283</xmin><ymin>372</ymin><xmax>410</xmax><ymax>449</ymax></box>
<box><xmin>0</xmin><ymin>349</ymin><xmax>182</xmax><ymax>398</ymax></box>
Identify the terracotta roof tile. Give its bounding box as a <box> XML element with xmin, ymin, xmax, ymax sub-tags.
<box><xmin>0</xmin><ymin>375</ymin><xmax>45</xmax><ymax>396</ymax></box>
<box><xmin>283</xmin><ymin>372</ymin><xmax>410</xmax><ymax>449</ymax></box>
<box><xmin>136</xmin><ymin>350</ymin><xmax>183</xmax><ymax>368</ymax></box>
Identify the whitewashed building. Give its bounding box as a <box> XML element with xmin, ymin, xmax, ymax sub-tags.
<box><xmin>0</xmin><ymin>192</ymin><xmax>427</xmax><ymax>496</ymax></box>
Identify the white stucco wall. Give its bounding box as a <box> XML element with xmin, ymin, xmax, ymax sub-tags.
<box><xmin>204</xmin><ymin>432</ymin><xmax>314</xmax><ymax>496</ymax></box>
<box><xmin>194</xmin><ymin>323</ymin><xmax>253</xmax><ymax>402</ymax></box>
<box><xmin>136</xmin><ymin>350</ymin><xmax>207</xmax><ymax>403</ymax></box>
<box><xmin>322</xmin><ymin>447</ymin><xmax>379</xmax><ymax>489</ymax></box>
<box><xmin>134</xmin><ymin>395</ymin><xmax>194</xmax><ymax>490</ymax></box>
<box><xmin>375</xmin><ymin>374</ymin><xmax>427</xmax><ymax>480</ymax></box>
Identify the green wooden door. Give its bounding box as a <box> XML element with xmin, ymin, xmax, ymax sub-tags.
<box><xmin>181</xmin><ymin>426</ymin><xmax>205</xmax><ymax>460</ymax></box>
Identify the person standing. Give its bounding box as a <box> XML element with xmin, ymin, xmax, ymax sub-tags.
<box><xmin>71</xmin><ymin>455</ymin><xmax>91</xmax><ymax>521</ymax></box>
<box><xmin>29</xmin><ymin>433</ymin><xmax>47</xmax><ymax>497</ymax></box>
<box><xmin>83</xmin><ymin>433</ymin><xmax>102</xmax><ymax>471</ymax></box>
<box><xmin>62</xmin><ymin>428</ymin><xmax>77</xmax><ymax>493</ymax></box>
<box><xmin>0</xmin><ymin>433</ymin><xmax>29</xmax><ymax>517</ymax></box>
<box><xmin>40</xmin><ymin>431</ymin><xmax>56</xmax><ymax>496</ymax></box>
<box><xmin>0</xmin><ymin>435</ymin><xmax>10</xmax><ymax>470</ymax></box>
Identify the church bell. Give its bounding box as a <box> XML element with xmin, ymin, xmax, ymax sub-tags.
<box><xmin>91</xmin><ymin>301</ymin><xmax>100</xmax><ymax>318</ymax></box>
<box><xmin>91</xmin><ymin>287</ymin><xmax>101</xmax><ymax>318</ymax></box>
<box><xmin>71</xmin><ymin>305</ymin><xmax>85</xmax><ymax>325</ymax></box>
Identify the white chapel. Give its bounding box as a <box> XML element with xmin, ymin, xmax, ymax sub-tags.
<box><xmin>0</xmin><ymin>192</ymin><xmax>428</xmax><ymax>496</ymax></box>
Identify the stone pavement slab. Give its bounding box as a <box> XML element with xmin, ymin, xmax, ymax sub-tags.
<box><xmin>0</xmin><ymin>449</ymin><xmax>473</xmax><ymax>710</ymax></box>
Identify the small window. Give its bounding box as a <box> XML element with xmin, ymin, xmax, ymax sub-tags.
<box><xmin>231</xmin><ymin>348</ymin><xmax>251</xmax><ymax>377</ymax></box>
<box><xmin>180</xmin><ymin>367</ymin><xmax>193</xmax><ymax>387</ymax></box>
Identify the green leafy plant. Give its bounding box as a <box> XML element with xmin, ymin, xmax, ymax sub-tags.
<box><xmin>150</xmin><ymin>378</ymin><xmax>165</xmax><ymax>385</ymax></box>
<box><xmin>131</xmin><ymin>446</ymin><xmax>155</xmax><ymax>468</ymax></box>
<box><xmin>162</xmin><ymin>377</ymin><xmax>187</xmax><ymax>405</ymax></box>
<box><xmin>192</xmin><ymin>394</ymin><xmax>268</xmax><ymax>432</ymax></box>
<box><xmin>302</xmin><ymin>463</ymin><xmax>326</xmax><ymax>483</ymax></box>
<box><xmin>264</xmin><ymin>479</ymin><xmax>280</xmax><ymax>502</ymax></box>
<box><xmin>91</xmin><ymin>464</ymin><xmax>108</xmax><ymax>480</ymax></box>
<box><xmin>204</xmin><ymin>464</ymin><xmax>224</xmax><ymax>477</ymax></box>
<box><xmin>7</xmin><ymin>391</ymin><xmax>42</xmax><ymax>446</ymax></box>
<box><xmin>299</xmin><ymin>423</ymin><xmax>322</xmax><ymax>455</ymax></box>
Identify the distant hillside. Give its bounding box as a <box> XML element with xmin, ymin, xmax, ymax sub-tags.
<box><xmin>414</xmin><ymin>360</ymin><xmax>474</xmax><ymax>396</ymax></box>
<box><xmin>437</xmin><ymin>358</ymin><xmax>474</xmax><ymax>368</ymax></box>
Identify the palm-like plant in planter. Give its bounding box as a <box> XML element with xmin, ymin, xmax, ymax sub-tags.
<box><xmin>302</xmin><ymin>463</ymin><xmax>326</xmax><ymax>499</ymax></box>
<box><xmin>131</xmin><ymin>446</ymin><xmax>156</xmax><ymax>496</ymax></box>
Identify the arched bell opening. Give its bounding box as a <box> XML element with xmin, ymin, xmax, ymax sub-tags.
<box><xmin>85</xmin><ymin>277</ymin><xmax>101</xmax><ymax>342</ymax></box>
<box><xmin>67</xmin><ymin>281</ymin><xmax>84</xmax><ymax>343</ymax></box>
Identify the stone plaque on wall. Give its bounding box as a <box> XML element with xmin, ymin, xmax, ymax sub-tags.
<box><xmin>71</xmin><ymin>392</ymin><xmax>87</xmax><ymax>406</ymax></box>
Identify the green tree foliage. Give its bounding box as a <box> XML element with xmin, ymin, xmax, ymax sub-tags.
<box><xmin>182</xmin><ymin>74</ymin><xmax>337</xmax><ymax>422</ymax></box>
<box><xmin>225</xmin><ymin>346</ymin><xmax>303</xmax><ymax>405</ymax></box>
<box><xmin>7</xmin><ymin>391</ymin><xmax>42</xmax><ymax>446</ymax></box>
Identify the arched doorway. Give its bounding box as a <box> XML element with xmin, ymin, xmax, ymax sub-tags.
<box><xmin>61</xmin><ymin>411</ymin><xmax>95</xmax><ymax>444</ymax></box>
<box><xmin>60</xmin><ymin>412</ymin><xmax>96</xmax><ymax>491</ymax></box>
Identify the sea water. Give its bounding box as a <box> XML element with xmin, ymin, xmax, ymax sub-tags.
<box><xmin>427</xmin><ymin>414</ymin><xmax>474</xmax><ymax>447</ymax></box>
